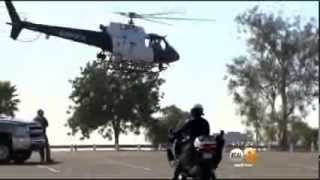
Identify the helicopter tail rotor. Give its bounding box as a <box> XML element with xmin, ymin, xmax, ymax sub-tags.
<box><xmin>5</xmin><ymin>1</ymin><xmax>23</xmax><ymax>40</ymax></box>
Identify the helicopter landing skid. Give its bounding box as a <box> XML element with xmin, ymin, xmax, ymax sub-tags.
<box><xmin>96</xmin><ymin>52</ymin><xmax>168</xmax><ymax>73</ymax></box>
<box><xmin>107</xmin><ymin>60</ymin><xmax>167</xmax><ymax>73</ymax></box>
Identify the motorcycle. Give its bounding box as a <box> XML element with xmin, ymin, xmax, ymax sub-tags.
<box><xmin>167</xmin><ymin>130</ymin><xmax>225</xmax><ymax>180</ymax></box>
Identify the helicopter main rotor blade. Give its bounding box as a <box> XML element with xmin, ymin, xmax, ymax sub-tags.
<box><xmin>113</xmin><ymin>11</ymin><xmax>215</xmax><ymax>24</ymax></box>
<box><xmin>141</xmin><ymin>18</ymin><xmax>172</xmax><ymax>26</ymax></box>
<box><xmin>113</xmin><ymin>12</ymin><xmax>143</xmax><ymax>18</ymax></box>
<box><xmin>114</xmin><ymin>11</ymin><xmax>186</xmax><ymax>19</ymax></box>
<box><xmin>145</xmin><ymin>16</ymin><xmax>215</xmax><ymax>22</ymax></box>
<box><xmin>139</xmin><ymin>11</ymin><xmax>185</xmax><ymax>17</ymax></box>
<box><xmin>114</xmin><ymin>12</ymin><xmax>127</xmax><ymax>16</ymax></box>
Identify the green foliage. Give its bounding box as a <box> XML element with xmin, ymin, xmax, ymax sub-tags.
<box><xmin>66</xmin><ymin>58</ymin><xmax>165</xmax><ymax>147</ymax></box>
<box><xmin>145</xmin><ymin>105</ymin><xmax>189</xmax><ymax>146</ymax></box>
<box><xmin>290</xmin><ymin>116</ymin><xmax>318</xmax><ymax>150</ymax></box>
<box><xmin>311</xmin><ymin>128</ymin><xmax>318</xmax><ymax>151</ymax></box>
<box><xmin>225</xmin><ymin>6</ymin><xmax>319</xmax><ymax>150</ymax></box>
<box><xmin>245</xmin><ymin>130</ymin><xmax>254</xmax><ymax>141</ymax></box>
<box><xmin>0</xmin><ymin>81</ymin><xmax>20</xmax><ymax>117</ymax></box>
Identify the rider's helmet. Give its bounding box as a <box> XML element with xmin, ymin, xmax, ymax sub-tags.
<box><xmin>190</xmin><ymin>104</ymin><xmax>204</xmax><ymax>117</ymax></box>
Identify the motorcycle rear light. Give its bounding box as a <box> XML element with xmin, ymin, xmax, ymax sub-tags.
<box><xmin>199</xmin><ymin>144</ymin><xmax>217</xmax><ymax>152</ymax></box>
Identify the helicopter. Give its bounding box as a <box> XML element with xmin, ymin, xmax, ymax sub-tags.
<box><xmin>4</xmin><ymin>1</ymin><xmax>215</xmax><ymax>72</ymax></box>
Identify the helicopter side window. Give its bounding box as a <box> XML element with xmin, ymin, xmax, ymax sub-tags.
<box><xmin>145</xmin><ymin>38</ymin><xmax>150</xmax><ymax>48</ymax></box>
<box><xmin>160</xmin><ymin>40</ymin><xmax>166</xmax><ymax>50</ymax></box>
<box><xmin>146</xmin><ymin>35</ymin><xmax>168</xmax><ymax>52</ymax></box>
<box><xmin>152</xmin><ymin>39</ymin><xmax>166</xmax><ymax>51</ymax></box>
<box><xmin>152</xmin><ymin>39</ymin><xmax>162</xmax><ymax>51</ymax></box>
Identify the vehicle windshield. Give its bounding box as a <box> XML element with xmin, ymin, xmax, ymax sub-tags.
<box><xmin>145</xmin><ymin>34</ymin><xmax>168</xmax><ymax>50</ymax></box>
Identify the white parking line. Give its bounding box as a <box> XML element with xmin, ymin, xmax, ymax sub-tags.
<box><xmin>37</xmin><ymin>165</ymin><xmax>60</xmax><ymax>173</ymax></box>
<box><xmin>289</xmin><ymin>164</ymin><xmax>318</xmax><ymax>171</ymax></box>
<box><xmin>106</xmin><ymin>159</ymin><xmax>152</xmax><ymax>171</ymax></box>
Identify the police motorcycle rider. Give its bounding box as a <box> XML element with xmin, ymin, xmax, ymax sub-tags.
<box><xmin>167</xmin><ymin>104</ymin><xmax>224</xmax><ymax>180</ymax></box>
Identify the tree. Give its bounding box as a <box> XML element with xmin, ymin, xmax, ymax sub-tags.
<box><xmin>145</xmin><ymin>105</ymin><xmax>189</xmax><ymax>146</ymax></box>
<box><xmin>66</xmin><ymin>58</ymin><xmax>165</xmax><ymax>150</ymax></box>
<box><xmin>290</xmin><ymin>117</ymin><xmax>308</xmax><ymax>147</ymax></box>
<box><xmin>0</xmin><ymin>81</ymin><xmax>20</xmax><ymax>117</ymax></box>
<box><xmin>311</xmin><ymin>128</ymin><xmax>318</xmax><ymax>151</ymax></box>
<box><xmin>243</xmin><ymin>129</ymin><xmax>254</xmax><ymax>145</ymax></box>
<box><xmin>290</xmin><ymin>116</ymin><xmax>318</xmax><ymax>151</ymax></box>
<box><xmin>225</xmin><ymin>6</ymin><xmax>319</xmax><ymax>150</ymax></box>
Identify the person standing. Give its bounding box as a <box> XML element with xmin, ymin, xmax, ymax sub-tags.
<box><xmin>34</xmin><ymin>109</ymin><xmax>53</xmax><ymax>163</ymax></box>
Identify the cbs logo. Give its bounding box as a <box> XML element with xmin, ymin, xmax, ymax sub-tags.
<box><xmin>229</xmin><ymin>147</ymin><xmax>258</xmax><ymax>164</ymax></box>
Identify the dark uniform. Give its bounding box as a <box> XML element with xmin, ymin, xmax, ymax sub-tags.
<box><xmin>171</xmin><ymin>104</ymin><xmax>211</xmax><ymax>180</ymax></box>
<box><xmin>175</xmin><ymin>116</ymin><xmax>210</xmax><ymax>139</ymax></box>
<box><xmin>173</xmin><ymin>105</ymin><xmax>210</xmax><ymax>157</ymax></box>
<box><xmin>34</xmin><ymin>109</ymin><xmax>52</xmax><ymax>163</ymax></box>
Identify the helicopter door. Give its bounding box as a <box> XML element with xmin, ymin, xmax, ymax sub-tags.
<box><xmin>113</xmin><ymin>36</ymin><xmax>153</xmax><ymax>62</ymax></box>
<box><xmin>150</xmin><ymin>38</ymin><xmax>167</xmax><ymax>62</ymax></box>
<box><xmin>122</xmin><ymin>31</ymin><xmax>154</xmax><ymax>62</ymax></box>
<box><xmin>108</xmin><ymin>23</ymin><xmax>154</xmax><ymax>62</ymax></box>
<box><xmin>129</xmin><ymin>38</ymin><xmax>154</xmax><ymax>62</ymax></box>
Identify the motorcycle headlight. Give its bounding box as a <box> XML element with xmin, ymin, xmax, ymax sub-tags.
<box><xmin>15</xmin><ymin>126</ymin><xmax>30</xmax><ymax>137</ymax></box>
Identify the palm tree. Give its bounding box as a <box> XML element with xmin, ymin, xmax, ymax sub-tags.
<box><xmin>0</xmin><ymin>81</ymin><xmax>20</xmax><ymax>117</ymax></box>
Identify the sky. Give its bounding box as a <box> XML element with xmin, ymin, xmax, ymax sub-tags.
<box><xmin>0</xmin><ymin>1</ymin><xmax>318</xmax><ymax>145</ymax></box>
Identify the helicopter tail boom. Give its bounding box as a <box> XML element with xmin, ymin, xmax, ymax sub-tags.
<box><xmin>4</xmin><ymin>1</ymin><xmax>113</xmax><ymax>51</ymax></box>
<box><xmin>5</xmin><ymin>0</ymin><xmax>23</xmax><ymax>40</ymax></box>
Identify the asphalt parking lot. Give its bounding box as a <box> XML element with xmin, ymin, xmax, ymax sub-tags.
<box><xmin>0</xmin><ymin>151</ymin><xmax>318</xmax><ymax>179</ymax></box>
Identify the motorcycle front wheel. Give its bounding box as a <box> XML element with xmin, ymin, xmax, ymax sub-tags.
<box><xmin>195</xmin><ymin>167</ymin><xmax>215</xmax><ymax>180</ymax></box>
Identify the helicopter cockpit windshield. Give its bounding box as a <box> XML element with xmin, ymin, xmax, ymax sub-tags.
<box><xmin>145</xmin><ymin>33</ymin><xmax>167</xmax><ymax>50</ymax></box>
<box><xmin>145</xmin><ymin>33</ymin><xmax>179</xmax><ymax>63</ymax></box>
